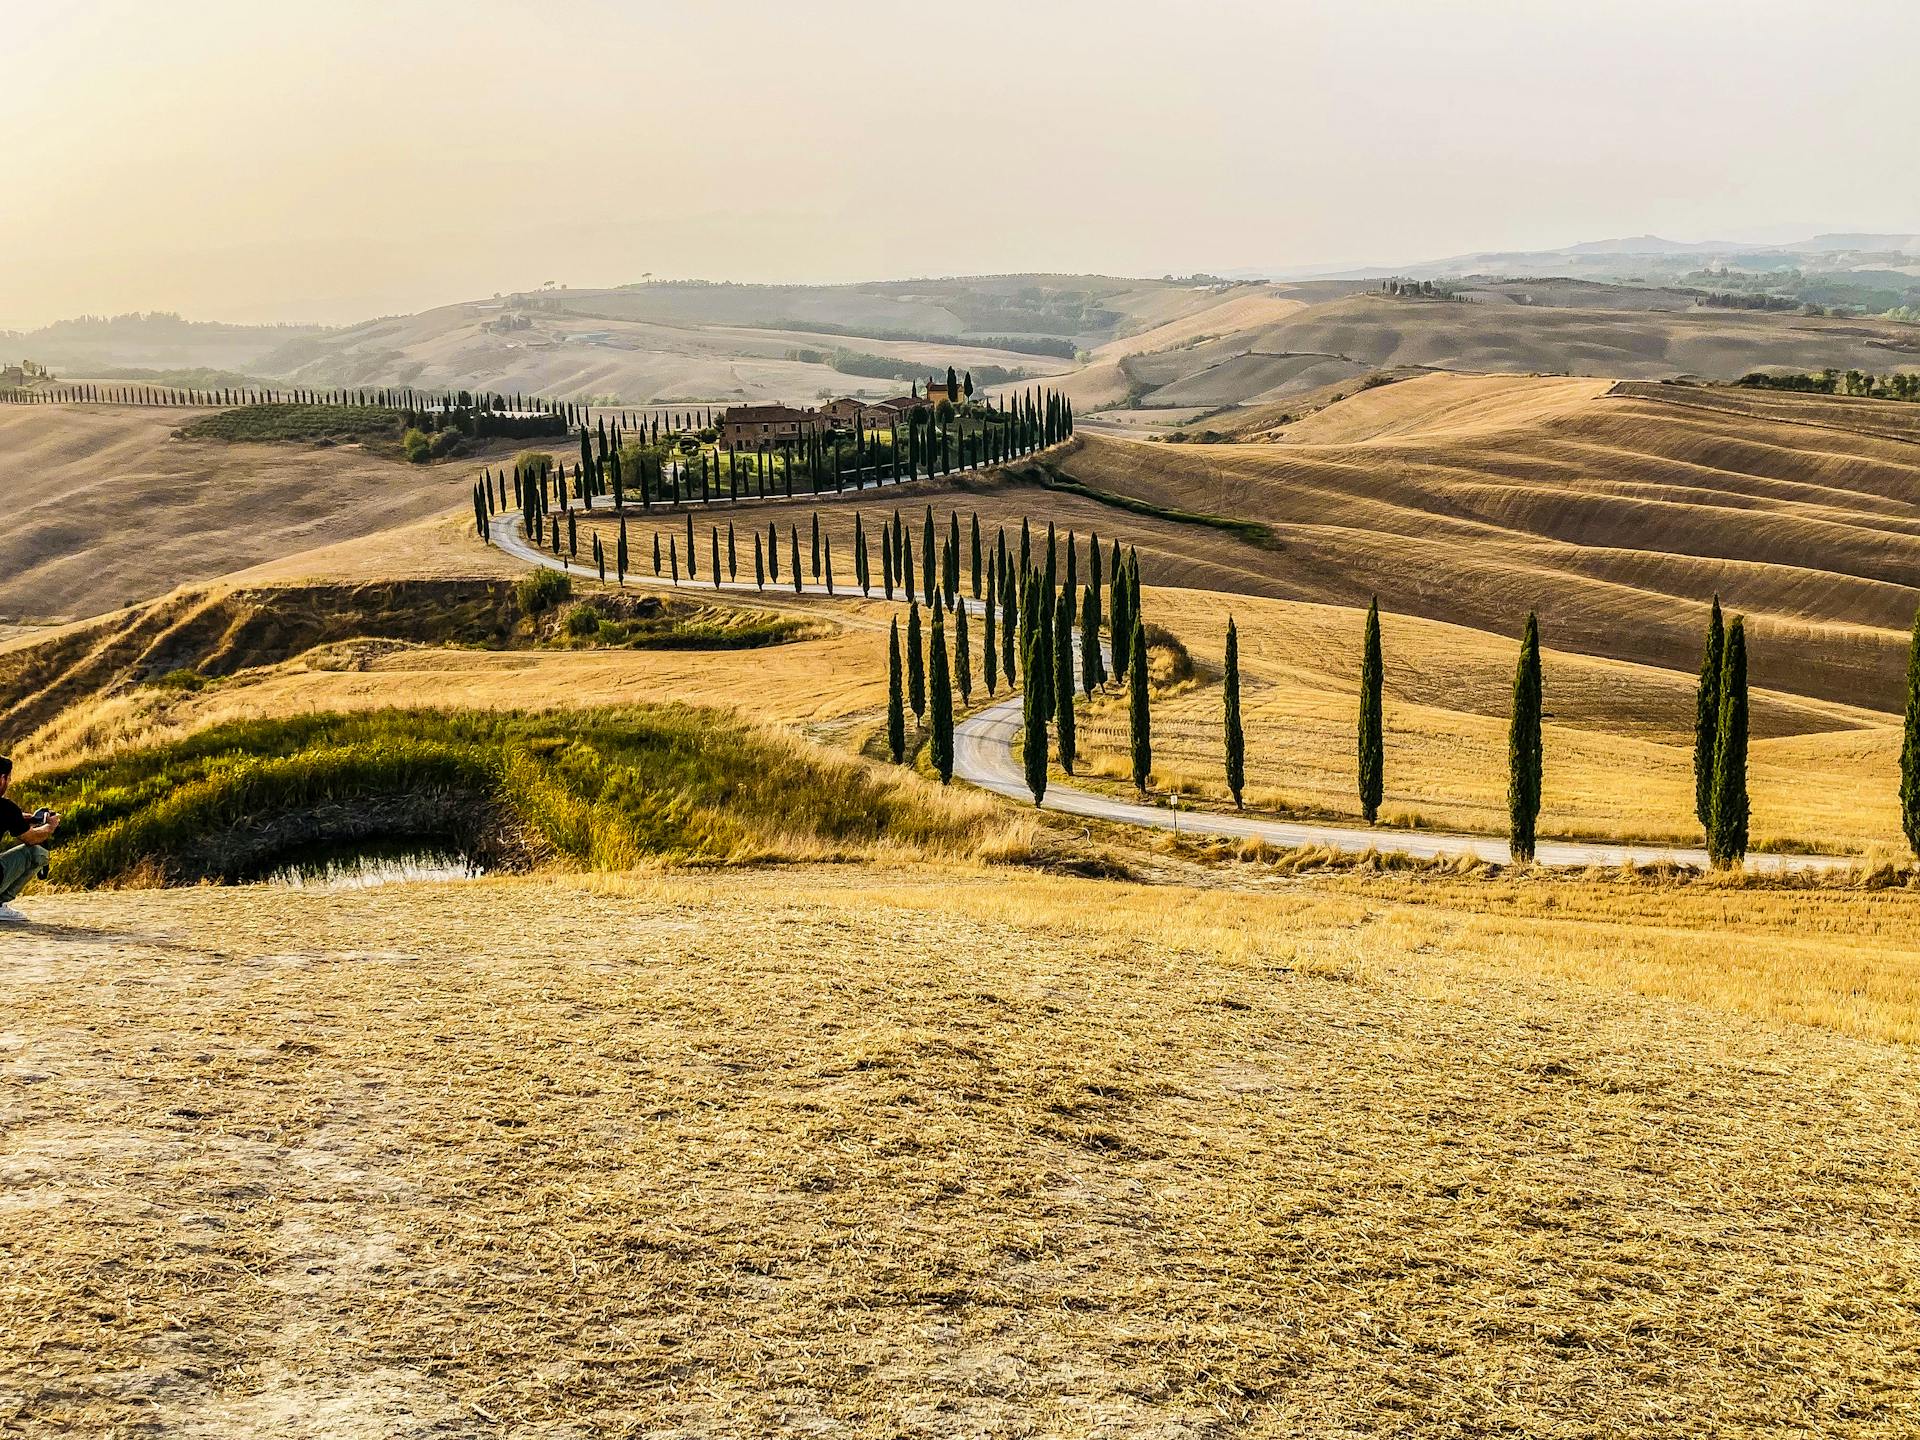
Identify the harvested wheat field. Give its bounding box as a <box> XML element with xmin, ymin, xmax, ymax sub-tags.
<box><xmin>1052</xmin><ymin>377</ymin><xmax>1920</xmax><ymax>707</ymax></box>
<box><xmin>4</xmin><ymin>867</ymin><xmax>1919</xmax><ymax>1436</ymax></box>
<box><xmin>0</xmin><ymin>405</ymin><xmax>480</xmax><ymax>625</ymax></box>
<box><xmin>1072</xmin><ymin>588</ymin><xmax>1906</xmax><ymax>854</ymax></box>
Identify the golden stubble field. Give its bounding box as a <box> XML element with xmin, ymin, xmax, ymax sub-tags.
<box><xmin>0</xmin><ymin>406</ymin><xmax>475</xmax><ymax>626</ymax></box>
<box><xmin>4</xmin><ymin>866</ymin><xmax>1919</xmax><ymax>1437</ymax></box>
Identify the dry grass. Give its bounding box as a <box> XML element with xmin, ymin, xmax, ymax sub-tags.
<box><xmin>4</xmin><ymin>867</ymin><xmax>1918</xmax><ymax>1436</ymax></box>
<box><xmin>0</xmin><ymin>406</ymin><xmax>479</xmax><ymax>624</ymax></box>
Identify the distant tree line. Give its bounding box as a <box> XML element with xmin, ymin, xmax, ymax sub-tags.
<box><xmin>1738</xmin><ymin>369</ymin><xmax>1920</xmax><ymax>401</ymax></box>
<box><xmin>759</xmin><ymin>319</ymin><xmax>1078</xmax><ymax>359</ymax></box>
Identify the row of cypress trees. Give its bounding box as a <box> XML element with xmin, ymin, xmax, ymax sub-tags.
<box><xmin>1211</xmin><ymin>594</ymin><xmax>1917</xmax><ymax>869</ymax></box>
<box><xmin>512</xmin><ymin>483</ymin><xmax>1920</xmax><ymax>866</ymax></box>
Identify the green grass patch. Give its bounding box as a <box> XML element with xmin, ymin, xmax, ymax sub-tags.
<box><xmin>38</xmin><ymin>705</ymin><xmax>1006</xmax><ymax>886</ymax></box>
<box><xmin>1014</xmin><ymin>461</ymin><xmax>1279</xmax><ymax>549</ymax></box>
<box><xmin>176</xmin><ymin>403</ymin><xmax>406</xmax><ymax>447</ymax></box>
<box><xmin>554</xmin><ymin>600</ymin><xmax>813</xmax><ymax>652</ymax></box>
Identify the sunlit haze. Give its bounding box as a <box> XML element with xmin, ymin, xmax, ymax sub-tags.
<box><xmin>3</xmin><ymin>0</ymin><xmax>1916</xmax><ymax>328</ymax></box>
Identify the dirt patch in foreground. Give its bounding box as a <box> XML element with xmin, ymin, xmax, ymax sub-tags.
<box><xmin>3</xmin><ymin>869</ymin><xmax>1916</xmax><ymax>1435</ymax></box>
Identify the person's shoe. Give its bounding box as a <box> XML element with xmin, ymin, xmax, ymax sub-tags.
<box><xmin>0</xmin><ymin>904</ymin><xmax>28</xmax><ymax>924</ymax></box>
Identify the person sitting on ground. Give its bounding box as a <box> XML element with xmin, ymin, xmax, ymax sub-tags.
<box><xmin>0</xmin><ymin>756</ymin><xmax>59</xmax><ymax>923</ymax></box>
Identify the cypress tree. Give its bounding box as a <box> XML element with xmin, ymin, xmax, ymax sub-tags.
<box><xmin>1081</xmin><ymin>585</ymin><xmax>1101</xmax><ymax>696</ymax></box>
<box><xmin>1110</xmin><ymin>555</ymin><xmax>1132</xmax><ymax>683</ymax></box>
<box><xmin>811</xmin><ymin>512</ymin><xmax>821</xmax><ymax>579</ymax></box>
<box><xmin>1223</xmin><ymin>616</ymin><xmax>1244</xmax><ymax>807</ymax></box>
<box><xmin>1128</xmin><ymin>618</ymin><xmax>1151</xmax><ymax>793</ymax></box>
<box><xmin>616</xmin><ymin>515</ymin><xmax>629</xmax><ymax>584</ymax></box>
<box><xmin>922</xmin><ymin>506</ymin><xmax>936</xmax><ymax>601</ymax></box>
<box><xmin>652</xmin><ymin>531</ymin><xmax>662</xmax><ymax>576</ymax></box>
<box><xmin>907</xmin><ymin>601</ymin><xmax>926</xmax><ymax>721</ymax></box>
<box><xmin>954</xmin><ymin>597</ymin><xmax>973</xmax><ymax>705</ymax></box>
<box><xmin>754</xmin><ymin>532</ymin><xmax>766</xmax><ymax>591</ymax></box>
<box><xmin>728</xmin><ymin>522</ymin><xmax>737</xmax><ymax>580</ymax></box>
<box><xmin>1708</xmin><ymin>617</ymin><xmax>1750</xmax><ymax>867</ymax></box>
<box><xmin>984</xmin><ymin>566</ymin><xmax>999</xmax><ymax>696</ymax></box>
<box><xmin>1022</xmin><ymin>593</ymin><xmax>1049</xmax><ymax>805</ymax></box>
<box><xmin>971</xmin><ymin>512</ymin><xmax>983</xmax><ymax>598</ymax></box>
<box><xmin>595</xmin><ymin>532</ymin><xmax>606</xmax><ymax>583</ymax></box>
<box><xmin>790</xmin><ymin>527</ymin><xmax>802</xmax><ymax>593</ymax></box>
<box><xmin>1507</xmin><ymin>611</ymin><xmax>1543</xmax><ymax>863</ymax></box>
<box><xmin>1902</xmin><ymin>606</ymin><xmax>1919</xmax><ymax>860</ymax></box>
<box><xmin>825</xmin><ymin>542</ymin><xmax>835</xmax><ymax>595</ymax></box>
<box><xmin>887</xmin><ymin>619</ymin><xmax>906</xmax><ymax>763</ymax></box>
<box><xmin>1054</xmin><ymin>588</ymin><xmax>1077</xmax><ymax>775</ymax></box>
<box><xmin>670</xmin><ymin>537</ymin><xmax>679</xmax><ymax>584</ymax></box>
<box><xmin>1693</xmin><ymin>595</ymin><xmax>1725</xmax><ymax>834</ymax></box>
<box><xmin>855</xmin><ymin>513</ymin><xmax>869</xmax><ymax>594</ymax></box>
<box><xmin>882</xmin><ymin>534</ymin><xmax>895</xmax><ymax>598</ymax></box>
<box><xmin>902</xmin><ymin>530</ymin><xmax>916</xmax><ymax>603</ymax></box>
<box><xmin>1000</xmin><ymin>549</ymin><xmax>1018</xmax><ymax>683</ymax></box>
<box><xmin>685</xmin><ymin>512</ymin><xmax>696</xmax><ymax>576</ymax></box>
<box><xmin>930</xmin><ymin>609</ymin><xmax>954</xmax><ymax>783</ymax></box>
<box><xmin>948</xmin><ymin>510</ymin><xmax>961</xmax><ymax>602</ymax></box>
<box><xmin>711</xmin><ymin>528</ymin><xmax>721</xmax><ymax>588</ymax></box>
<box><xmin>1032</xmin><ymin>569</ymin><xmax>1054</xmax><ymax>721</ymax></box>
<box><xmin>768</xmin><ymin>521</ymin><xmax>779</xmax><ymax>581</ymax></box>
<box><xmin>1358</xmin><ymin>597</ymin><xmax>1384</xmax><ymax>823</ymax></box>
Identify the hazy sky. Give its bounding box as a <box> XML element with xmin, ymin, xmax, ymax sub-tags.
<box><xmin>3</xmin><ymin>0</ymin><xmax>1914</xmax><ymax>329</ymax></box>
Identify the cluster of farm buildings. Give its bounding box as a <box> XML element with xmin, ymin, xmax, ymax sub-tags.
<box><xmin>717</xmin><ymin>385</ymin><xmax>955</xmax><ymax>448</ymax></box>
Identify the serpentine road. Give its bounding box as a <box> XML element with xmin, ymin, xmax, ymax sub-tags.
<box><xmin>492</xmin><ymin>511</ymin><xmax>1851</xmax><ymax>876</ymax></box>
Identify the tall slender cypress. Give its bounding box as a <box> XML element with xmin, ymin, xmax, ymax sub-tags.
<box><xmin>903</xmin><ymin>530</ymin><xmax>916</xmax><ymax>603</ymax></box>
<box><xmin>1032</xmin><ymin>568</ymin><xmax>1054</xmax><ymax>721</ymax></box>
<box><xmin>1110</xmin><ymin>556</ymin><xmax>1133</xmax><ymax>683</ymax></box>
<box><xmin>1507</xmin><ymin>611</ymin><xmax>1543</xmax><ymax>862</ymax></box>
<box><xmin>929</xmin><ymin>610</ymin><xmax>954</xmax><ymax>782</ymax></box>
<box><xmin>907</xmin><ymin>601</ymin><xmax>926</xmax><ymax>721</ymax></box>
<box><xmin>1358</xmin><ymin>597</ymin><xmax>1384</xmax><ymax>823</ymax></box>
<box><xmin>790</xmin><ymin>527</ymin><xmax>802</xmax><ymax>594</ymax></box>
<box><xmin>922</xmin><ymin>506</ymin><xmax>937</xmax><ymax>601</ymax></box>
<box><xmin>1902</xmin><ymin>606</ymin><xmax>1920</xmax><ymax>860</ymax></box>
<box><xmin>1693</xmin><ymin>595</ymin><xmax>1725</xmax><ymax>834</ymax></box>
<box><xmin>1128</xmin><ymin>619</ymin><xmax>1151</xmax><ymax>793</ymax></box>
<box><xmin>886</xmin><ymin>619</ymin><xmax>906</xmax><ymax>763</ymax></box>
<box><xmin>1000</xmin><ymin>550</ymin><xmax>1018</xmax><ymax>683</ymax></box>
<box><xmin>1081</xmin><ymin>584</ymin><xmax>1102</xmax><ymax>697</ymax></box>
<box><xmin>983</xmin><ymin>572</ymin><xmax>998</xmax><ymax>696</ymax></box>
<box><xmin>1223</xmin><ymin>616</ymin><xmax>1244</xmax><ymax>807</ymax></box>
<box><xmin>754</xmin><ymin>532</ymin><xmax>765</xmax><ymax>591</ymax></box>
<box><xmin>1022</xmin><ymin>588</ymin><xmax>1049</xmax><ymax>806</ymax></box>
<box><xmin>970</xmin><ymin>512</ymin><xmax>983</xmax><ymax>598</ymax></box>
<box><xmin>1708</xmin><ymin>616</ymin><xmax>1750</xmax><ymax>867</ymax></box>
<box><xmin>727</xmin><ymin>522</ymin><xmax>737</xmax><ymax>580</ymax></box>
<box><xmin>1054</xmin><ymin>588</ymin><xmax>1077</xmax><ymax>775</ymax></box>
<box><xmin>954</xmin><ymin>596</ymin><xmax>973</xmax><ymax>705</ymax></box>
<box><xmin>685</xmin><ymin>512</ymin><xmax>696</xmax><ymax>576</ymax></box>
<box><xmin>811</xmin><ymin>512</ymin><xmax>821</xmax><ymax>579</ymax></box>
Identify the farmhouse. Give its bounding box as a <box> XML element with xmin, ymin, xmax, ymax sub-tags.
<box><xmin>821</xmin><ymin>396</ymin><xmax>906</xmax><ymax>430</ymax></box>
<box><xmin>718</xmin><ymin>403</ymin><xmax>825</xmax><ymax>448</ymax></box>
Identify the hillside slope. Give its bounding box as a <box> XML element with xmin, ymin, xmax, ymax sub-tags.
<box><xmin>0</xmin><ymin>405</ymin><xmax>473</xmax><ymax>624</ymax></box>
<box><xmin>1051</xmin><ymin>375</ymin><xmax>1920</xmax><ymax>708</ymax></box>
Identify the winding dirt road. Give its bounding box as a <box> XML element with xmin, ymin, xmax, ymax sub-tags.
<box><xmin>491</xmin><ymin>510</ymin><xmax>1851</xmax><ymax>875</ymax></box>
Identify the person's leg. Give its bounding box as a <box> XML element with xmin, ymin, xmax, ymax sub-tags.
<box><xmin>0</xmin><ymin>844</ymin><xmax>48</xmax><ymax>904</ymax></box>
